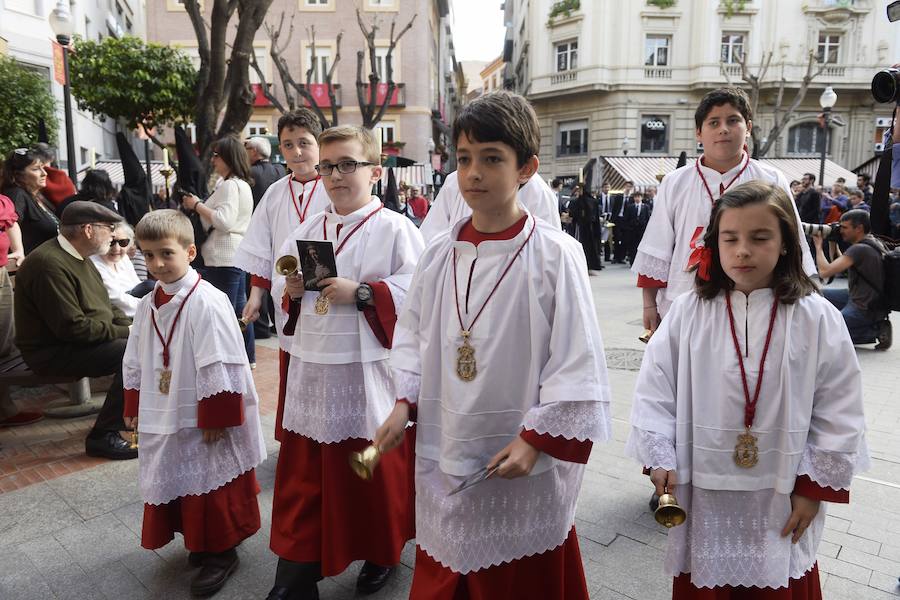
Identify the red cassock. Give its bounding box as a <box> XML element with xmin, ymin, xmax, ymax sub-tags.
<box><xmin>269</xmin><ymin>281</ymin><xmax>414</xmax><ymax>576</ymax></box>
<box><xmin>251</xmin><ymin>275</ymin><xmax>290</xmax><ymax>442</ymax></box>
<box><xmin>123</xmin><ymin>288</ymin><xmax>261</xmax><ymax>553</ymax></box>
<box><xmin>671</xmin><ymin>477</ymin><xmax>847</xmax><ymax>600</ymax></box>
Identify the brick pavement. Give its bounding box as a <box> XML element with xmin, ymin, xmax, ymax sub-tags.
<box><xmin>0</xmin><ymin>264</ymin><xmax>898</xmax><ymax>599</ymax></box>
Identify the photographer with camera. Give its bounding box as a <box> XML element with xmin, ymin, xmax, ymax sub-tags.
<box><xmin>813</xmin><ymin>209</ymin><xmax>892</xmax><ymax>350</ymax></box>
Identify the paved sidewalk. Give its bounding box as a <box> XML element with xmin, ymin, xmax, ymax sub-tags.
<box><xmin>1</xmin><ymin>264</ymin><xmax>899</xmax><ymax>599</ymax></box>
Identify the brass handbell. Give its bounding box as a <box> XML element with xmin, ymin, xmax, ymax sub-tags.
<box><xmin>654</xmin><ymin>492</ymin><xmax>686</xmax><ymax>528</ymax></box>
<box><xmin>275</xmin><ymin>255</ymin><xmax>299</xmax><ymax>277</ymax></box>
<box><xmin>238</xmin><ymin>317</ymin><xmax>248</xmax><ymax>332</ymax></box>
<box><xmin>349</xmin><ymin>445</ymin><xmax>381</xmax><ymax>481</ymax></box>
<box><xmin>129</xmin><ymin>430</ymin><xmax>139</xmax><ymax>450</ymax></box>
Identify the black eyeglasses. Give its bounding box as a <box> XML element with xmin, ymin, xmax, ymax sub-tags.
<box><xmin>110</xmin><ymin>238</ymin><xmax>131</xmax><ymax>248</ymax></box>
<box><xmin>87</xmin><ymin>222</ymin><xmax>116</xmax><ymax>232</ymax></box>
<box><xmin>315</xmin><ymin>160</ymin><xmax>375</xmax><ymax>176</ymax></box>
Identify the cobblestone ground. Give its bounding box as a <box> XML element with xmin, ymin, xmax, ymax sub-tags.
<box><xmin>1</xmin><ymin>263</ymin><xmax>898</xmax><ymax>599</ymax></box>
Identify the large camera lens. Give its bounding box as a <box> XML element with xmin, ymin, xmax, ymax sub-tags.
<box><xmin>872</xmin><ymin>68</ymin><xmax>900</xmax><ymax>104</ymax></box>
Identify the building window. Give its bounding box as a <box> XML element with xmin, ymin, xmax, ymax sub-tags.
<box><xmin>640</xmin><ymin>115</ymin><xmax>669</xmax><ymax>153</ymax></box>
<box><xmin>557</xmin><ymin>119</ymin><xmax>588</xmax><ymax>157</ymax></box>
<box><xmin>555</xmin><ymin>40</ymin><xmax>578</xmax><ymax>73</ymax></box>
<box><xmin>788</xmin><ymin>122</ymin><xmax>831</xmax><ymax>155</ymax></box>
<box><xmin>817</xmin><ymin>34</ymin><xmax>840</xmax><ymax>64</ymax></box>
<box><xmin>300</xmin><ymin>0</ymin><xmax>334</xmax><ymax>11</ymax></box>
<box><xmin>364</xmin><ymin>0</ymin><xmax>397</xmax><ymax>10</ymax></box>
<box><xmin>305</xmin><ymin>46</ymin><xmax>332</xmax><ymax>84</ymax></box>
<box><xmin>645</xmin><ymin>36</ymin><xmax>670</xmax><ymax>67</ymax></box>
<box><xmin>246</xmin><ymin>122</ymin><xmax>268</xmax><ymax>137</ymax></box>
<box><xmin>379</xmin><ymin>122</ymin><xmax>396</xmax><ymax>144</ymax></box>
<box><xmin>721</xmin><ymin>33</ymin><xmax>745</xmax><ymax>64</ymax></box>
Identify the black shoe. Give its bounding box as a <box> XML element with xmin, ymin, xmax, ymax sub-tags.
<box><xmin>85</xmin><ymin>431</ymin><xmax>138</xmax><ymax>460</ymax></box>
<box><xmin>266</xmin><ymin>585</ymin><xmax>318</xmax><ymax>600</ymax></box>
<box><xmin>356</xmin><ymin>562</ymin><xmax>395</xmax><ymax>594</ymax></box>
<box><xmin>876</xmin><ymin>319</ymin><xmax>893</xmax><ymax>351</ymax></box>
<box><xmin>649</xmin><ymin>493</ymin><xmax>660</xmax><ymax>512</ymax></box>
<box><xmin>188</xmin><ymin>552</ymin><xmax>207</xmax><ymax>568</ymax></box>
<box><xmin>190</xmin><ymin>549</ymin><xmax>239</xmax><ymax>597</ymax></box>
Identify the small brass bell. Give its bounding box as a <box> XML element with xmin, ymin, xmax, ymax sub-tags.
<box><xmin>275</xmin><ymin>255</ymin><xmax>299</xmax><ymax>277</ymax></box>
<box><xmin>238</xmin><ymin>317</ymin><xmax>248</xmax><ymax>332</ymax></box>
<box><xmin>129</xmin><ymin>430</ymin><xmax>139</xmax><ymax>451</ymax></box>
<box><xmin>349</xmin><ymin>445</ymin><xmax>381</xmax><ymax>481</ymax></box>
<box><xmin>654</xmin><ymin>492</ymin><xmax>686</xmax><ymax>528</ymax></box>
<box><xmin>638</xmin><ymin>329</ymin><xmax>653</xmax><ymax>344</ymax></box>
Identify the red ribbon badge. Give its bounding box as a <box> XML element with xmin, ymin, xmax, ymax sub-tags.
<box><xmin>687</xmin><ymin>226</ymin><xmax>712</xmax><ymax>281</ymax></box>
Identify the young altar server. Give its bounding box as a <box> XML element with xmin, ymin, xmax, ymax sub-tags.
<box><xmin>123</xmin><ymin>210</ymin><xmax>267</xmax><ymax>597</ymax></box>
<box><xmin>233</xmin><ymin>108</ymin><xmax>331</xmax><ymax>441</ymax></box>
<box><xmin>627</xmin><ymin>181</ymin><xmax>868</xmax><ymax>598</ymax></box>
<box><xmin>419</xmin><ymin>169</ymin><xmax>561</xmax><ymax>243</ymax></box>
<box><xmin>375</xmin><ymin>90</ymin><xmax>611</xmax><ymax>599</ymax></box>
<box><xmin>267</xmin><ymin>125</ymin><xmax>424</xmax><ymax>600</ymax></box>
<box><xmin>633</xmin><ymin>88</ymin><xmax>816</xmax><ymax>333</ymax></box>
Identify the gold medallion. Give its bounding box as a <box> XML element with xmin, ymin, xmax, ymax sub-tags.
<box><xmin>159</xmin><ymin>369</ymin><xmax>172</xmax><ymax>394</ymax></box>
<box><xmin>734</xmin><ymin>428</ymin><xmax>759</xmax><ymax>468</ymax></box>
<box><xmin>314</xmin><ymin>294</ymin><xmax>330</xmax><ymax>315</ymax></box>
<box><xmin>456</xmin><ymin>331</ymin><xmax>477</xmax><ymax>381</ymax></box>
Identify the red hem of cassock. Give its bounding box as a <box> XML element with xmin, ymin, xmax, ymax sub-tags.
<box><xmin>409</xmin><ymin>527</ymin><xmax>589</xmax><ymax>600</ymax></box>
<box><xmin>275</xmin><ymin>349</ymin><xmax>290</xmax><ymax>442</ymax></box>
<box><xmin>269</xmin><ymin>428</ymin><xmax>416</xmax><ymax>576</ymax></box>
<box><xmin>672</xmin><ymin>563</ymin><xmax>822</xmax><ymax>600</ymax></box>
<box><xmin>140</xmin><ymin>469</ymin><xmax>261</xmax><ymax>553</ymax></box>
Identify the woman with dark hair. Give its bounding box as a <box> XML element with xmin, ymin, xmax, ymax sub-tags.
<box><xmin>56</xmin><ymin>169</ymin><xmax>118</xmax><ymax>217</ymax></box>
<box><xmin>1</xmin><ymin>148</ymin><xmax>59</xmax><ymax>255</ymax></box>
<box><xmin>182</xmin><ymin>136</ymin><xmax>256</xmax><ymax>364</ymax></box>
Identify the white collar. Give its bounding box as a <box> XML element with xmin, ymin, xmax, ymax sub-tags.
<box><xmin>697</xmin><ymin>152</ymin><xmax>749</xmax><ymax>182</ymax></box>
<box><xmin>326</xmin><ymin>197</ymin><xmax>382</xmax><ymax>225</ymax></box>
<box><xmin>451</xmin><ymin>208</ymin><xmax>535</xmax><ymax>258</ymax></box>
<box><xmin>57</xmin><ymin>235</ymin><xmax>84</xmax><ymax>261</ymax></box>
<box><xmin>157</xmin><ymin>267</ymin><xmax>200</xmax><ymax>296</ymax></box>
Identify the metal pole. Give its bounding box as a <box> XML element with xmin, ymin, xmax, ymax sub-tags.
<box><xmin>144</xmin><ymin>138</ymin><xmax>153</xmax><ymax>198</ymax></box>
<box><xmin>819</xmin><ymin>108</ymin><xmax>830</xmax><ymax>186</ymax></box>
<box><xmin>60</xmin><ymin>40</ymin><xmax>77</xmax><ymax>183</ymax></box>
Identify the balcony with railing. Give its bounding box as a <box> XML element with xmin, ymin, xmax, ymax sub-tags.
<box><xmin>821</xmin><ymin>64</ymin><xmax>846</xmax><ymax>77</ymax></box>
<box><xmin>361</xmin><ymin>83</ymin><xmax>406</xmax><ymax>108</ymax></box>
<box><xmin>644</xmin><ymin>66</ymin><xmax>672</xmax><ymax>79</ymax></box>
<box><xmin>722</xmin><ymin>63</ymin><xmax>742</xmax><ymax>78</ymax></box>
<box><xmin>551</xmin><ymin>70</ymin><xmax>578</xmax><ymax>84</ymax></box>
<box><xmin>298</xmin><ymin>83</ymin><xmax>343</xmax><ymax>108</ymax></box>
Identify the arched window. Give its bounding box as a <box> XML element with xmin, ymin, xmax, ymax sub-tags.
<box><xmin>787</xmin><ymin>122</ymin><xmax>832</xmax><ymax>155</ymax></box>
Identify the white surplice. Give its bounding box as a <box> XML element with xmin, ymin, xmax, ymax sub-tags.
<box><xmin>233</xmin><ymin>175</ymin><xmax>331</xmax><ymax>351</ymax></box>
<box><xmin>625</xmin><ymin>288</ymin><xmax>869</xmax><ymax>589</ymax></box>
<box><xmin>631</xmin><ymin>156</ymin><xmax>817</xmax><ymax>317</ymax></box>
<box><xmin>123</xmin><ymin>268</ymin><xmax>267</xmax><ymax>506</ymax></box>
<box><xmin>391</xmin><ymin>211</ymin><xmax>612</xmax><ymax>574</ymax></box>
<box><xmin>275</xmin><ymin>198</ymin><xmax>424</xmax><ymax>443</ymax></box>
<box><xmin>420</xmin><ymin>171</ymin><xmax>562</xmax><ymax>243</ymax></box>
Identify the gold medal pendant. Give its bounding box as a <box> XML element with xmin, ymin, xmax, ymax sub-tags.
<box><xmin>314</xmin><ymin>294</ymin><xmax>330</xmax><ymax>315</ymax></box>
<box><xmin>159</xmin><ymin>369</ymin><xmax>172</xmax><ymax>394</ymax></box>
<box><xmin>456</xmin><ymin>331</ymin><xmax>477</xmax><ymax>381</ymax></box>
<box><xmin>734</xmin><ymin>428</ymin><xmax>759</xmax><ymax>468</ymax></box>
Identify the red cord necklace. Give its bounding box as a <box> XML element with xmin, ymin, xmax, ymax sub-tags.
<box><xmin>287</xmin><ymin>176</ymin><xmax>320</xmax><ymax>223</ymax></box>
<box><xmin>452</xmin><ymin>217</ymin><xmax>536</xmax><ymax>381</ymax></box>
<box><xmin>151</xmin><ymin>275</ymin><xmax>202</xmax><ymax>394</ymax></box>
<box><xmin>725</xmin><ymin>290</ymin><xmax>779</xmax><ymax>468</ymax></box>
<box><xmin>695</xmin><ymin>152</ymin><xmax>750</xmax><ymax>205</ymax></box>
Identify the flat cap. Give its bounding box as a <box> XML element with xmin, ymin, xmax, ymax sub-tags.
<box><xmin>60</xmin><ymin>201</ymin><xmax>123</xmax><ymax>226</ymax></box>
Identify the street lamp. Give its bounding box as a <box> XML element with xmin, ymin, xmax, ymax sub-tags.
<box><xmin>818</xmin><ymin>85</ymin><xmax>837</xmax><ymax>186</ymax></box>
<box><xmin>49</xmin><ymin>0</ymin><xmax>78</xmax><ymax>183</ymax></box>
<box><xmin>622</xmin><ymin>136</ymin><xmax>631</xmax><ymax>156</ymax></box>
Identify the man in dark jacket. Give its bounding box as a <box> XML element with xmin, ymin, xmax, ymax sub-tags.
<box><xmin>14</xmin><ymin>201</ymin><xmax>136</xmax><ymax>459</ymax></box>
<box><xmin>245</xmin><ymin>137</ymin><xmax>284</xmax><ymax>209</ymax></box>
<box><xmin>796</xmin><ymin>172</ymin><xmax>822</xmax><ymax>224</ymax></box>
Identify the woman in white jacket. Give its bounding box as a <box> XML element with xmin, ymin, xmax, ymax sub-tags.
<box><xmin>182</xmin><ymin>136</ymin><xmax>255</xmax><ymax>364</ymax></box>
<box><xmin>91</xmin><ymin>222</ymin><xmax>141</xmax><ymax>318</ymax></box>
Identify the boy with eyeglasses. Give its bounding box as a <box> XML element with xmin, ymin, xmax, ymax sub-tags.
<box><xmin>233</xmin><ymin>109</ymin><xmax>332</xmax><ymax>442</ymax></box>
<box><xmin>266</xmin><ymin>125</ymin><xmax>423</xmax><ymax>600</ymax></box>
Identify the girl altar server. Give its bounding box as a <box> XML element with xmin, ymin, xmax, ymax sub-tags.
<box><xmin>627</xmin><ymin>181</ymin><xmax>868</xmax><ymax>599</ymax></box>
<box><xmin>266</xmin><ymin>125</ymin><xmax>424</xmax><ymax>600</ymax></box>
<box><xmin>376</xmin><ymin>91</ymin><xmax>611</xmax><ymax>599</ymax></box>
<box><xmin>233</xmin><ymin>108</ymin><xmax>331</xmax><ymax>440</ymax></box>
<box><xmin>123</xmin><ymin>210</ymin><xmax>266</xmax><ymax>597</ymax></box>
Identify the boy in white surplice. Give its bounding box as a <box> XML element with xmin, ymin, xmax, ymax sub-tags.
<box><xmin>375</xmin><ymin>91</ymin><xmax>612</xmax><ymax>600</ymax></box>
<box><xmin>123</xmin><ymin>210</ymin><xmax>266</xmax><ymax>598</ymax></box>
<box><xmin>626</xmin><ymin>182</ymin><xmax>868</xmax><ymax>599</ymax></box>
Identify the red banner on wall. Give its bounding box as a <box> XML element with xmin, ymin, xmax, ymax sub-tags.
<box><xmin>52</xmin><ymin>41</ymin><xmax>66</xmax><ymax>85</ymax></box>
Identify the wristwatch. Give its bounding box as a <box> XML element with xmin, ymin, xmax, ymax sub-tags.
<box><xmin>356</xmin><ymin>283</ymin><xmax>373</xmax><ymax>311</ymax></box>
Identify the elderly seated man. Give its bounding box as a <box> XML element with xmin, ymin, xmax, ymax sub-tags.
<box><xmin>14</xmin><ymin>201</ymin><xmax>136</xmax><ymax>459</ymax></box>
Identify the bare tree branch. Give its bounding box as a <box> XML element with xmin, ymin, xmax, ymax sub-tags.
<box><xmin>355</xmin><ymin>10</ymin><xmax>417</xmax><ymax>129</ymax></box>
<box><xmin>249</xmin><ymin>51</ymin><xmax>287</xmax><ymax>113</ymax></box>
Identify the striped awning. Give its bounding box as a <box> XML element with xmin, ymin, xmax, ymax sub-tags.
<box><xmin>600</xmin><ymin>155</ymin><xmax>858</xmax><ymax>190</ymax></box>
<box><xmin>78</xmin><ymin>160</ymin><xmax>171</xmax><ymax>193</ymax></box>
<box><xmin>379</xmin><ymin>164</ymin><xmax>429</xmax><ymax>188</ymax></box>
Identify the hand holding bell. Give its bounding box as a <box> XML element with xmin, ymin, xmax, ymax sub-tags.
<box><xmin>275</xmin><ymin>255</ymin><xmax>299</xmax><ymax>277</ymax></box>
<box><xmin>349</xmin><ymin>445</ymin><xmax>381</xmax><ymax>481</ymax></box>
<box><xmin>654</xmin><ymin>491</ymin><xmax>686</xmax><ymax>528</ymax></box>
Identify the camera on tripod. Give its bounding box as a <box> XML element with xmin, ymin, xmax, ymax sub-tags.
<box><xmin>801</xmin><ymin>222</ymin><xmax>841</xmax><ymax>242</ymax></box>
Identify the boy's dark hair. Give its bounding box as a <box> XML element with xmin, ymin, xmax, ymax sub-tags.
<box><xmin>804</xmin><ymin>172</ymin><xmax>816</xmax><ymax>183</ymax></box>
<box><xmin>632</xmin><ymin>191</ymin><xmax>644</xmax><ymax>199</ymax></box>
<box><xmin>841</xmin><ymin>208</ymin><xmax>871</xmax><ymax>233</ymax></box>
<box><xmin>80</xmin><ymin>169</ymin><xmax>116</xmax><ymax>202</ymax></box>
<box><xmin>693</xmin><ymin>181</ymin><xmax>818</xmax><ymax>304</ymax></box>
<box><xmin>551</xmin><ymin>177</ymin><xmax>562</xmax><ymax>189</ymax></box>
<box><xmin>212</xmin><ymin>135</ymin><xmax>253</xmax><ymax>186</ymax></box>
<box><xmin>452</xmin><ymin>90</ymin><xmax>539</xmax><ymax>167</ymax></box>
<box><xmin>858</xmin><ymin>173</ymin><xmax>871</xmax><ymax>184</ymax></box>
<box><xmin>694</xmin><ymin>87</ymin><xmax>753</xmax><ymax>130</ymax></box>
<box><xmin>277</xmin><ymin>108</ymin><xmax>323</xmax><ymax>140</ymax></box>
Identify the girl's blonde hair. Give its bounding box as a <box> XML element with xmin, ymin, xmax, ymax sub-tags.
<box><xmin>693</xmin><ymin>181</ymin><xmax>818</xmax><ymax>303</ymax></box>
